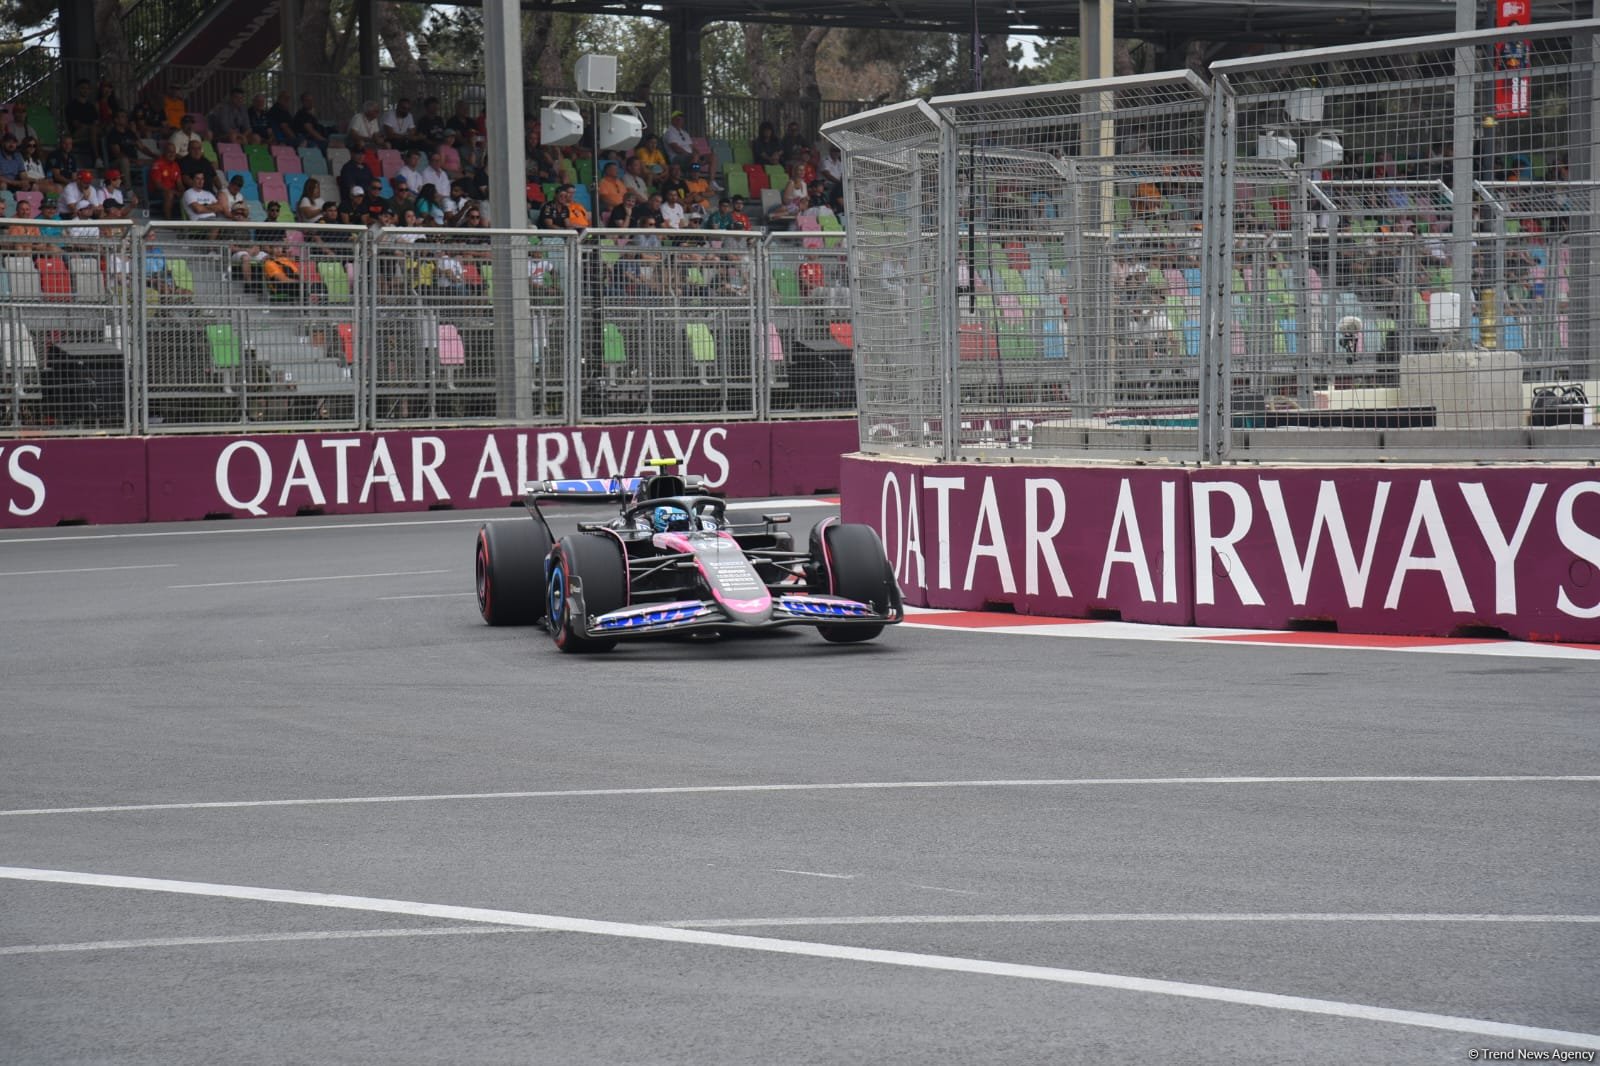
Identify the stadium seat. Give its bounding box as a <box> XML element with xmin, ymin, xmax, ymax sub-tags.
<box><xmin>317</xmin><ymin>261</ymin><xmax>350</xmax><ymax>304</ymax></box>
<box><xmin>958</xmin><ymin>323</ymin><xmax>997</xmax><ymax>361</ymax></box>
<box><xmin>710</xmin><ymin>138</ymin><xmax>732</xmax><ymax>167</ymax></box>
<box><xmin>298</xmin><ymin>146</ymin><xmax>330</xmax><ymax>174</ymax></box>
<box><xmin>37</xmin><ymin>255</ymin><xmax>71</xmax><ymax>300</ymax></box>
<box><xmin>771</xmin><ymin>267</ymin><xmax>801</xmax><ymax>306</ymax></box>
<box><xmin>218</xmin><ymin>144</ymin><xmax>248</xmax><ymax>170</ymax></box>
<box><xmin>437</xmin><ymin>323</ymin><xmax>464</xmax><ymax>388</ymax></box>
<box><xmin>376</xmin><ymin>149</ymin><xmax>403</xmax><ymax>179</ymax></box>
<box><xmin>764</xmin><ymin>164</ymin><xmax>788</xmax><ymax>189</ymax></box>
<box><xmin>765</xmin><ymin>321</ymin><xmax>783</xmax><ymax>362</ymax></box>
<box><xmin>684</xmin><ymin>322</ymin><xmax>716</xmax><ymax>381</ymax></box>
<box><xmin>226</xmin><ymin>170</ymin><xmax>260</xmax><ymax>201</ymax></box>
<box><xmin>723</xmin><ymin>169</ymin><xmax>750</xmax><ymax>200</ymax></box>
<box><xmin>338</xmin><ymin>322</ymin><xmax>356</xmax><ymax>365</ymax></box>
<box><xmin>259</xmin><ymin>173</ymin><xmax>288</xmax><ymax>205</ymax></box>
<box><xmin>284</xmin><ymin>172</ymin><xmax>309</xmax><ymax>207</ymax></box>
<box><xmin>828</xmin><ymin>322</ymin><xmax>853</xmax><ymax>348</ymax></box>
<box><xmin>205</xmin><ymin>323</ymin><xmax>241</xmax><ymax>370</ymax></box>
<box><xmin>244</xmin><ymin>144</ymin><xmax>273</xmax><ymax>175</ymax></box>
<box><xmin>602</xmin><ymin>321</ymin><xmax>626</xmax><ymax>368</ymax></box>
<box><xmin>731</xmin><ymin>140</ymin><xmax>753</xmax><ymax>166</ymax></box>
<box><xmin>3</xmin><ymin>256</ymin><xmax>39</xmax><ymax>299</ymax></box>
<box><xmin>743</xmin><ymin>164</ymin><xmax>769</xmax><ymax>195</ymax></box>
<box><xmin>326</xmin><ymin>146</ymin><xmax>351</xmax><ymax>173</ymax></box>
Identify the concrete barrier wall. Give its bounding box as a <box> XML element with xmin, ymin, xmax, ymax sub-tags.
<box><xmin>1</xmin><ymin>419</ymin><xmax>858</xmax><ymax>528</ymax></box>
<box><xmin>842</xmin><ymin>455</ymin><xmax>1600</xmax><ymax>644</ymax></box>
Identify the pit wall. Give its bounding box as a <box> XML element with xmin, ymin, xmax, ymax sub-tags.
<box><xmin>0</xmin><ymin>420</ymin><xmax>858</xmax><ymax>528</ymax></box>
<box><xmin>842</xmin><ymin>455</ymin><xmax>1600</xmax><ymax>644</ymax></box>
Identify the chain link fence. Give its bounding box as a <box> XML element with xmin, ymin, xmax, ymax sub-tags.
<box><xmin>0</xmin><ymin>220</ymin><xmax>858</xmax><ymax>435</ymax></box>
<box><xmin>826</xmin><ymin>19</ymin><xmax>1600</xmax><ymax>462</ymax></box>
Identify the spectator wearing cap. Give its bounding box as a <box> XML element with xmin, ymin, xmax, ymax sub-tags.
<box><xmin>339</xmin><ymin>185</ymin><xmax>370</xmax><ymax>224</ymax></box>
<box><xmin>61</xmin><ymin>169</ymin><xmax>107</xmax><ymax>218</ymax></box>
<box><xmin>683</xmin><ymin>160</ymin><xmax>717</xmax><ymax>205</ymax></box>
<box><xmin>209</xmin><ymin>88</ymin><xmax>251</xmax><ymax>143</ymax></box>
<box><xmin>101</xmin><ymin>169</ymin><xmax>136</xmax><ymax>218</ymax></box>
<box><xmin>169</xmin><ymin>113</ymin><xmax>203</xmax><ymax>154</ymax></box>
<box><xmin>337</xmin><ymin>149</ymin><xmax>375</xmax><ymax>201</ymax></box>
<box><xmin>149</xmin><ymin>141</ymin><xmax>184</xmax><ymax>218</ymax></box>
<box><xmin>181</xmin><ymin>169</ymin><xmax>220</xmax><ymax>220</ymax></box>
<box><xmin>0</xmin><ymin>133</ymin><xmax>26</xmax><ymax>192</ymax></box>
<box><xmin>348</xmin><ymin>100</ymin><xmax>385</xmax><ymax>146</ymax></box>
<box><xmin>663</xmin><ymin>109</ymin><xmax>696</xmax><ymax>167</ymax></box>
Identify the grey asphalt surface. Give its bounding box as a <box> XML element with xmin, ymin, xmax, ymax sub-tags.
<box><xmin>1</xmin><ymin>504</ymin><xmax>1597</xmax><ymax>1064</ymax></box>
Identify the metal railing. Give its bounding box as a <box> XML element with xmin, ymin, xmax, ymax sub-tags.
<box><xmin>825</xmin><ymin>19</ymin><xmax>1600</xmax><ymax>462</ymax></box>
<box><xmin>0</xmin><ymin>219</ymin><xmax>856</xmax><ymax>435</ymax></box>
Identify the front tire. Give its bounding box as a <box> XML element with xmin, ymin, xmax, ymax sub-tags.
<box><xmin>476</xmin><ymin>518</ymin><xmax>552</xmax><ymax>626</ymax></box>
<box><xmin>812</xmin><ymin>522</ymin><xmax>897</xmax><ymax>644</ymax></box>
<box><xmin>548</xmin><ymin>534</ymin><xmax>628</xmax><ymax>653</ymax></box>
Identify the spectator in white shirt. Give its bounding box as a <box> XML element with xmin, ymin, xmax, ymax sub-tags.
<box><xmin>181</xmin><ymin>170</ymin><xmax>220</xmax><ymax>219</ymax></box>
<box><xmin>658</xmin><ymin>187</ymin><xmax>687</xmax><ymax>229</ymax></box>
<box><xmin>820</xmin><ymin>145</ymin><xmax>844</xmax><ymax>186</ymax></box>
<box><xmin>381</xmin><ymin>98</ymin><xmax>421</xmax><ymax>150</ymax></box>
<box><xmin>663</xmin><ymin>110</ymin><xmax>697</xmax><ymax>166</ymax></box>
<box><xmin>169</xmin><ymin>114</ymin><xmax>203</xmax><ymax>154</ymax></box>
<box><xmin>397</xmin><ymin>149</ymin><xmax>425</xmax><ymax>193</ymax></box>
<box><xmin>621</xmin><ymin>156</ymin><xmax>651</xmax><ymax>202</ymax></box>
<box><xmin>348</xmin><ymin>101</ymin><xmax>385</xmax><ymax>146</ymax></box>
<box><xmin>61</xmin><ymin>170</ymin><xmax>107</xmax><ymax>217</ymax></box>
<box><xmin>415</xmin><ymin>151</ymin><xmax>450</xmax><ymax>200</ymax></box>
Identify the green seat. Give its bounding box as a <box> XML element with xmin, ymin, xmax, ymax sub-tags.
<box><xmin>764</xmin><ymin>164</ymin><xmax>788</xmax><ymax>188</ymax></box>
<box><xmin>731</xmin><ymin>140</ymin><xmax>754</xmax><ymax>166</ymax></box>
<box><xmin>205</xmin><ymin>323</ymin><xmax>241</xmax><ymax>370</ymax></box>
<box><xmin>244</xmin><ymin>144</ymin><xmax>273</xmax><ymax>175</ymax></box>
<box><xmin>602</xmin><ymin>322</ymin><xmax>626</xmax><ymax>364</ymax></box>
<box><xmin>573</xmin><ymin>158</ymin><xmax>593</xmax><ymax>186</ymax></box>
<box><xmin>771</xmin><ymin>267</ymin><xmax>801</xmax><ymax>306</ymax></box>
<box><xmin>166</xmin><ymin>259</ymin><xmax>194</xmax><ymax>294</ymax></box>
<box><xmin>200</xmin><ymin>141</ymin><xmax>218</xmax><ymax>165</ymax></box>
<box><xmin>685</xmin><ymin>322</ymin><xmax>715</xmax><ymax>364</ymax></box>
<box><xmin>26</xmin><ymin>105</ymin><xmax>57</xmax><ymax>145</ymax></box>
<box><xmin>724</xmin><ymin>169</ymin><xmax>750</xmax><ymax>200</ymax></box>
<box><xmin>317</xmin><ymin>260</ymin><xmax>350</xmax><ymax>303</ymax></box>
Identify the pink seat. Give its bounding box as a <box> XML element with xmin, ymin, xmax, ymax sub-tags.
<box><xmin>16</xmin><ymin>189</ymin><xmax>42</xmax><ymax>213</ymax></box>
<box><xmin>797</xmin><ymin>213</ymin><xmax>823</xmax><ymax>250</ymax></box>
<box><xmin>376</xmin><ymin>150</ymin><xmax>403</xmax><ymax>179</ymax></box>
<box><xmin>765</xmin><ymin>321</ymin><xmax>783</xmax><ymax>362</ymax></box>
<box><xmin>438</xmin><ymin>145</ymin><xmax>460</xmax><ymax>172</ymax></box>
<box><xmin>219</xmin><ymin>145</ymin><xmax>247</xmax><ymax>168</ymax></box>
<box><xmin>259</xmin><ymin>174</ymin><xmax>288</xmax><ymax>203</ymax></box>
<box><xmin>271</xmin><ymin>148</ymin><xmax>302</xmax><ymax>174</ymax></box>
<box><xmin>438</xmin><ymin>323</ymin><xmax>465</xmax><ymax>366</ymax></box>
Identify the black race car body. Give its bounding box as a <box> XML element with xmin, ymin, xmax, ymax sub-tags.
<box><xmin>474</xmin><ymin>466</ymin><xmax>902</xmax><ymax>652</ymax></box>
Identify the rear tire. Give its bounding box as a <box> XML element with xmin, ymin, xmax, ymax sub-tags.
<box><xmin>476</xmin><ymin>518</ymin><xmax>552</xmax><ymax>626</ymax></box>
<box><xmin>548</xmin><ymin>534</ymin><xmax>628</xmax><ymax>653</ymax></box>
<box><xmin>812</xmin><ymin>522</ymin><xmax>897</xmax><ymax>644</ymax></box>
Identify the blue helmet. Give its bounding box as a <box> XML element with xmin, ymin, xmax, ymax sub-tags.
<box><xmin>651</xmin><ymin>505</ymin><xmax>691</xmax><ymax>533</ymax></box>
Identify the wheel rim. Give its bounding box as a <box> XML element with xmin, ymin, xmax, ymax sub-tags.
<box><xmin>547</xmin><ymin>560</ymin><xmax>567</xmax><ymax>636</ymax></box>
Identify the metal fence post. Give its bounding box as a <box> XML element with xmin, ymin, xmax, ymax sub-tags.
<box><xmin>937</xmin><ymin>115</ymin><xmax>960</xmax><ymax>463</ymax></box>
<box><xmin>1200</xmin><ymin>78</ymin><xmax>1237</xmax><ymax>463</ymax></box>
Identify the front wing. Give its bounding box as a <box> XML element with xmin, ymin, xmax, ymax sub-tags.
<box><xmin>564</xmin><ymin>588</ymin><xmax>902</xmax><ymax>640</ymax></box>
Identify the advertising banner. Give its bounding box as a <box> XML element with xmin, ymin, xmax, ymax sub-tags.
<box><xmin>843</xmin><ymin>455</ymin><xmax>1600</xmax><ymax>643</ymax></box>
<box><xmin>0</xmin><ymin>437</ymin><xmax>147</xmax><ymax>528</ymax></box>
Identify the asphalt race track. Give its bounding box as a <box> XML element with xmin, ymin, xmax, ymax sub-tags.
<box><xmin>2</xmin><ymin>502</ymin><xmax>1597</xmax><ymax>1064</ymax></box>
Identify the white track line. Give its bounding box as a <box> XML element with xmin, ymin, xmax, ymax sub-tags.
<box><xmin>773</xmin><ymin>869</ymin><xmax>855</xmax><ymax>880</ymax></box>
<box><xmin>0</xmin><ymin>500</ymin><xmax>832</xmax><ymax>546</ymax></box>
<box><xmin>5</xmin><ymin>775</ymin><xmax>1596</xmax><ymax>818</ymax></box>
<box><xmin>2</xmin><ymin>866</ymin><xmax>1595</xmax><ymax>1050</ymax></box>
<box><xmin>169</xmin><ymin>569</ymin><xmax>449</xmax><ymax>589</ymax></box>
<box><xmin>0</xmin><ymin>925</ymin><xmax>539</xmax><ymax>956</ymax></box>
<box><xmin>667</xmin><ymin>912</ymin><xmax>1600</xmax><ymax>929</ymax></box>
<box><xmin>0</xmin><ymin>564</ymin><xmax>179</xmax><ymax>577</ymax></box>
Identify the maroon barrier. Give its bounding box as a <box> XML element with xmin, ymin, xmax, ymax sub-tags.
<box><xmin>1</xmin><ymin>420</ymin><xmax>854</xmax><ymax>529</ymax></box>
<box><xmin>842</xmin><ymin>456</ymin><xmax>1193</xmax><ymax>625</ymax></box>
<box><xmin>1187</xmin><ymin>467</ymin><xmax>1600</xmax><ymax>643</ymax></box>
<box><xmin>842</xmin><ymin>454</ymin><xmax>1600</xmax><ymax>643</ymax></box>
<box><xmin>0</xmin><ymin>437</ymin><xmax>147</xmax><ymax>528</ymax></box>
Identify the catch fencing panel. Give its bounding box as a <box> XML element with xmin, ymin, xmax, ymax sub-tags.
<box><xmin>823</xmin><ymin>100</ymin><xmax>950</xmax><ymax>455</ymax></box>
<box><xmin>1213</xmin><ymin>20</ymin><xmax>1600</xmax><ymax>458</ymax></box>
<box><xmin>574</xmin><ymin>229</ymin><xmax>761</xmax><ymax>422</ymax></box>
<box><xmin>371</xmin><ymin>229</ymin><xmax>568</xmax><ymax>426</ymax></box>
<box><xmin>141</xmin><ymin>221</ymin><xmax>365</xmax><ymax>432</ymax></box>
<box><xmin>763</xmin><ymin>230</ymin><xmax>855</xmax><ymax>417</ymax></box>
<box><xmin>0</xmin><ymin>220</ymin><xmax>134</xmax><ymax>434</ymax></box>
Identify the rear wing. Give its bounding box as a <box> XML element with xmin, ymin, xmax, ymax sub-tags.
<box><xmin>525</xmin><ymin>477</ymin><xmax>642</xmax><ymax>504</ymax></box>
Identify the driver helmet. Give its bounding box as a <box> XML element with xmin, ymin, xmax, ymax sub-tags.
<box><xmin>651</xmin><ymin>505</ymin><xmax>692</xmax><ymax>533</ymax></box>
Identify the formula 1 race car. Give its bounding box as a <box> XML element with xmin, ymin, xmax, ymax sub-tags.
<box><xmin>474</xmin><ymin>460</ymin><xmax>902</xmax><ymax>652</ymax></box>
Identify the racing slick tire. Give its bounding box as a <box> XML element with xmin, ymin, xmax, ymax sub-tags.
<box><xmin>548</xmin><ymin>534</ymin><xmax>628</xmax><ymax>653</ymax></box>
<box><xmin>811</xmin><ymin>522</ymin><xmax>896</xmax><ymax>644</ymax></box>
<box><xmin>476</xmin><ymin>518</ymin><xmax>552</xmax><ymax>626</ymax></box>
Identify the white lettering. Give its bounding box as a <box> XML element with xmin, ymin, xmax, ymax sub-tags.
<box><xmin>662</xmin><ymin>429</ymin><xmax>702</xmax><ymax>474</ymax></box>
<box><xmin>359</xmin><ymin>438</ymin><xmax>403</xmax><ymax>504</ymax></box>
<box><xmin>1259</xmin><ymin>479</ymin><xmax>1390</xmax><ymax>608</ymax></box>
<box><xmin>535</xmin><ymin>432</ymin><xmax>569</xmax><ymax>482</ymax></box>
<box><xmin>1192</xmin><ymin>482</ymin><xmax>1264</xmax><ymax>607</ymax></box>
<box><xmin>277</xmin><ymin>439</ymin><xmax>326</xmax><ymax>509</ymax></box>
<box><xmin>1024</xmin><ymin>478</ymin><xmax>1071</xmax><ymax>597</ymax></box>
<box><xmin>634</xmin><ymin>430</ymin><xmax>661</xmax><ymax>471</ymax></box>
<box><xmin>903</xmin><ymin>471</ymin><xmax>925</xmax><ymax>590</ymax></box>
<box><xmin>1384</xmin><ymin>481</ymin><xmax>1472</xmax><ymax>612</ymax></box>
<box><xmin>471</xmin><ymin>436</ymin><xmax>512</xmax><ymax>499</ymax></box>
<box><xmin>411</xmin><ymin>436</ymin><xmax>449</xmax><ymax>502</ymax></box>
<box><xmin>924</xmin><ymin>476</ymin><xmax>966</xmax><ymax>591</ymax></box>
<box><xmin>1099</xmin><ymin>478</ymin><xmax>1155</xmax><ymax>602</ymax></box>
<box><xmin>216</xmin><ymin>440</ymin><xmax>271</xmax><ymax>516</ymax></box>
<box><xmin>1161</xmin><ymin>481</ymin><xmax>1178</xmax><ymax>604</ymax></box>
<box><xmin>699</xmin><ymin>428</ymin><xmax>731</xmax><ymax>488</ymax></box>
<box><xmin>319</xmin><ymin>438</ymin><xmax>360</xmax><ymax>505</ymax></box>
<box><xmin>4</xmin><ymin>445</ymin><xmax>45</xmax><ymax>517</ymax></box>
<box><xmin>1556</xmin><ymin>481</ymin><xmax>1600</xmax><ymax>619</ymax></box>
<box><xmin>962</xmin><ymin>477</ymin><xmax>1016</xmax><ymax>594</ymax></box>
<box><xmin>1460</xmin><ymin>482</ymin><xmax>1545</xmax><ymax>616</ymax></box>
<box><xmin>574</xmin><ymin>430</ymin><xmax>634</xmax><ymax>479</ymax></box>
<box><xmin>516</xmin><ymin>434</ymin><xmax>531</xmax><ymax>492</ymax></box>
<box><xmin>880</xmin><ymin>471</ymin><xmax>904</xmax><ymax>582</ymax></box>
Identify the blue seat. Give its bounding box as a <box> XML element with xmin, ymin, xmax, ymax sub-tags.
<box><xmin>226</xmin><ymin>170</ymin><xmax>259</xmax><ymax>201</ymax></box>
<box><xmin>1042</xmin><ymin>317</ymin><xmax>1066</xmax><ymax>359</ymax></box>
<box><xmin>284</xmin><ymin>172</ymin><xmax>309</xmax><ymax>207</ymax></box>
